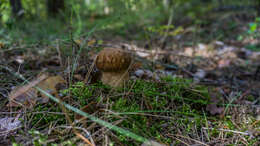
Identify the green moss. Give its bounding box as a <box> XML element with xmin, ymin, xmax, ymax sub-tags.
<box><xmin>30</xmin><ymin>102</ymin><xmax>66</xmax><ymax>127</ymax></box>
<box><xmin>56</xmin><ymin>76</ymin><xmax>257</xmax><ymax>145</ymax></box>
<box><xmin>62</xmin><ymin>81</ymin><xmax>110</xmax><ymax>106</ymax></box>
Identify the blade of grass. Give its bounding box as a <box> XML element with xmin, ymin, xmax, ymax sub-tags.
<box><xmin>203</xmin><ymin>111</ymin><xmax>210</xmax><ymax>142</ymax></box>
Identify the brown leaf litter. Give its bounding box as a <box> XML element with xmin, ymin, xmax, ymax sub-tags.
<box><xmin>8</xmin><ymin>73</ymin><xmax>66</xmax><ymax>108</ymax></box>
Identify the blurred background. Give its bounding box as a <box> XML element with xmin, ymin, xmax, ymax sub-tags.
<box><xmin>0</xmin><ymin>0</ymin><xmax>259</xmax><ymax>48</ymax></box>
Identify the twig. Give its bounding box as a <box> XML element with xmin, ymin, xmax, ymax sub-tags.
<box><xmin>202</xmin><ymin>127</ymin><xmax>249</xmax><ymax>135</ymax></box>
<box><xmin>55</xmin><ymin>126</ymin><xmax>96</xmax><ymax>146</ymax></box>
<box><xmin>84</xmin><ymin>57</ymin><xmax>96</xmax><ymax>84</ymax></box>
<box><xmin>169</xmin><ymin>135</ymin><xmax>189</xmax><ymax>146</ymax></box>
<box><xmin>0</xmin><ymin>111</ymin><xmax>71</xmax><ymax>115</ymax></box>
<box><xmin>8</xmin><ymin>74</ymin><xmax>47</xmax><ymax>101</ymax></box>
<box><xmin>93</xmin><ymin>119</ymin><xmax>124</xmax><ymax>141</ymax></box>
<box><xmin>104</xmin><ymin>109</ymin><xmax>175</xmax><ymax>120</ymax></box>
<box><xmin>56</xmin><ymin>39</ymin><xmax>63</xmax><ymax>67</ymax></box>
<box><xmin>175</xmin><ymin>134</ymin><xmax>209</xmax><ymax>146</ymax></box>
<box><xmin>159</xmin><ymin>5</ymin><xmax>174</xmax><ymax>45</ymax></box>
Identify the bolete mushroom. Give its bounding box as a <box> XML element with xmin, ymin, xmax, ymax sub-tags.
<box><xmin>95</xmin><ymin>48</ymin><xmax>132</xmax><ymax>88</ymax></box>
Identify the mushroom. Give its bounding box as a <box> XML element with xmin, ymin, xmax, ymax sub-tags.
<box><xmin>95</xmin><ymin>48</ymin><xmax>132</xmax><ymax>88</ymax></box>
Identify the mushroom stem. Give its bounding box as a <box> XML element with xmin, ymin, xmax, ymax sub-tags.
<box><xmin>101</xmin><ymin>71</ymin><xmax>129</xmax><ymax>88</ymax></box>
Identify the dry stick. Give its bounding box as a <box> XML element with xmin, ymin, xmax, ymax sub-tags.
<box><xmin>169</xmin><ymin>136</ymin><xmax>189</xmax><ymax>146</ymax></box>
<box><xmin>104</xmin><ymin>109</ymin><xmax>174</xmax><ymax>120</ymax></box>
<box><xmin>159</xmin><ymin>5</ymin><xmax>174</xmax><ymax>46</ymax></box>
<box><xmin>8</xmin><ymin>74</ymin><xmax>47</xmax><ymax>101</ymax></box>
<box><xmin>251</xmin><ymin>120</ymin><xmax>260</xmax><ymax>127</ymax></box>
<box><xmin>75</xmin><ymin>132</ymin><xmax>94</xmax><ymax>146</ymax></box>
<box><xmin>102</xmin><ymin>95</ymin><xmax>110</xmax><ymax>145</ymax></box>
<box><xmin>0</xmin><ymin>111</ymin><xmax>70</xmax><ymax>115</ymax></box>
<box><xmin>107</xmin><ymin>131</ymin><xmax>125</xmax><ymax>146</ymax></box>
<box><xmin>56</xmin><ymin>39</ymin><xmax>63</xmax><ymax>67</ymax></box>
<box><xmin>125</xmin><ymin>79</ymin><xmax>137</xmax><ymax>97</ymax></box>
<box><xmin>94</xmin><ymin>119</ymin><xmax>124</xmax><ymax>141</ymax></box>
<box><xmin>175</xmin><ymin>134</ymin><xmax>209</xmax><ymax>146</ymax></box>
<box><xmin>0</xmin><ymin>44</ymin><xmax>31</xmax><ymax>53</ymax></box>
<box><xmin>72</xmin><ymin>109</ymin><xmax>100</xmax><ymax>126</ymax></box>
<box><xmin>202</xmin><ymin>127</ymin><xmax>249</xmax><ymax>136</ymax></box>
<box><xmin>84</xmin><ymin>56</ymin><xmax>96</xmax><ymax>84</ymax></box>
<box><xmin>0</xmin><ymin>126</ymin><xmax>22</xmax><ymax>135</ymax></box>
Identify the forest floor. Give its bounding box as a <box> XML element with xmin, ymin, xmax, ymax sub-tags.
<box><xmin>0</xmin><ymin>12</ymin><xmax>260</xmax><ymax>145</ymax></box>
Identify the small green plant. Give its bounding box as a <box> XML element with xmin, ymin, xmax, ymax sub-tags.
<box><xmin>31</xmin><ymin>103</ymin><xmax>65</xmax><ymax>127</ymax></box>
<box><xmin>243</xmin><ymin>17</ymin><xmax>260</xmax><ymax>51</ymax></box>
<box><xmin>146</xmin><ymin>25</ymin><xmax>184</xmax><ymax>37</ymax></box>
<box><xmin>62</xmin><ymin>82</ymin><xmax>94</xmax><ymax>106</ymax></box>
<box><xmin>247</xmin><ymin>17</ymin><xmax>260</xmax><ymax>34</ymax></box>
<box><xmin>28</xmin><ymin>129</ymin><xmax>48</xmax><ymax>146</ymax></box>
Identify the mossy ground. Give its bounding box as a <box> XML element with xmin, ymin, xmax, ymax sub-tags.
<box><xmin>23</xmin><ymin>75</ymin><xmax>259</xmax><ymax>145</ymax></box>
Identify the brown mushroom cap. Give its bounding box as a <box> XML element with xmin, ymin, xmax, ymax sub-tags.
<box><xmin>95</xmin><ymin>48</ymin><xmax>131</xmax><ymax>72</ymax></box>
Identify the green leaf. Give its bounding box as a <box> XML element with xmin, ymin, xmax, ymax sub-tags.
<box><xmin>248</xmin><ymin>23</ymin><xmax>257</xmax><ymax>33</ymax></box>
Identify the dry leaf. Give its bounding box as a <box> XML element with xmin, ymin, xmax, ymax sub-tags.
<box><xmin>155</xmin><ymin>64</ymin><xmax>164</xmax><ymax>70</ymax></box>
<box><xmin>206</xmin><ymin>88</ymin><xmax>224</xmax><ymax>115</ymax></box>
<box><xmin>0</xmin><ymin>116</ymin><xmax>21</xmax><ymax>138</ymax></box>
<box><xmin>8</xmin><ymin>74</ymin><xmax>66</xmax><ymax>108</ymax></box>
<box><xmin>250</xmin><ymin>52</ymin><xmax>260</xmax><ymax>63</ymax></box>
<box><xmin>183</xmin><ymin>47</ymin><xmax>194</xmax><ymax>57</ymax></box>
<box><xmin>218</xmin><ymin>59</ymin><xmax>231</xmax><ymax>68</ymax></box>
<box><xmin>37</xmin><ymin>75</ymin><xmax>66</xmax><ymax>99</ymax></box>
<box><xmin>87</xmin><ymin>39</ymin><xmax>96</xmax><ymax>46</ymax></box>
<box><xmin>0</xmin><ymin>42</ymin><xmax>5</xmax><ymax>49</ymax></box>
<box><xmin>74</xmin><ymin>74</ymin><xmax>84</xmax><ymax>81</ymax></box>
<box><xmin>74</xmin><ymin>39</ymin><xmax>82</xmax><ymax>46</ymax></box>
<box><xmin>8</xmin><ymin>74</ymin><xmax>48</xmax><ymax>107</ymax></box>
<box><xmin>131</xmin><ymin>62</ymin><xmax>143</xmax><ymax>71</ymax></box>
